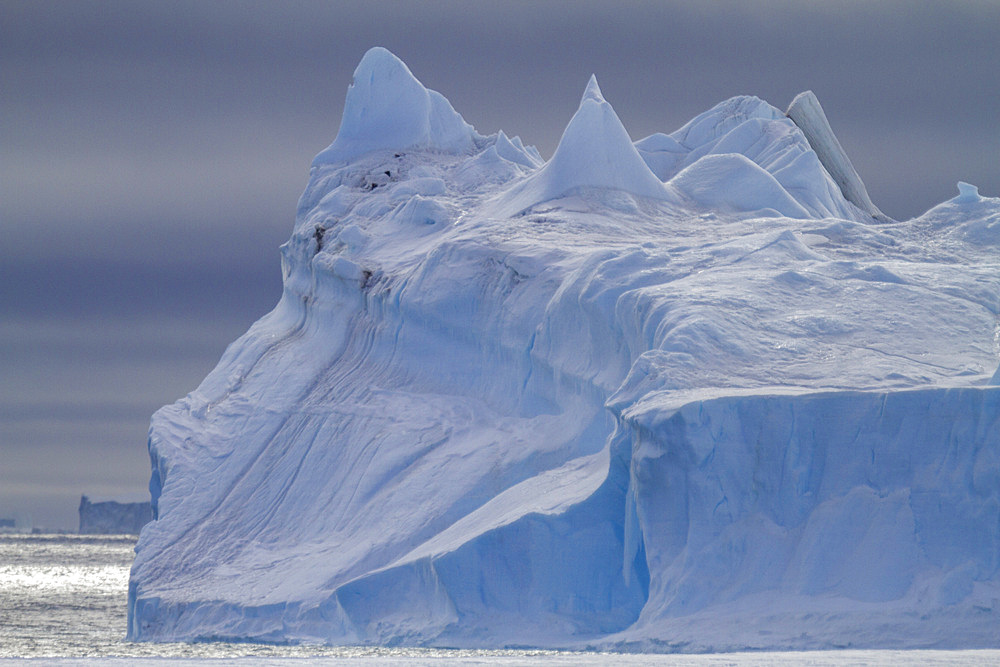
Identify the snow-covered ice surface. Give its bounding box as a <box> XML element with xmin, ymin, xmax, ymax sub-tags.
<box><xmin>129</xmin><ymin>48</ymin><xmax>1000</xmax><ymax>651</ymax></box>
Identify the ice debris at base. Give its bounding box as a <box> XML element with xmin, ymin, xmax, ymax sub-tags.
<box><xmin>129</xmin><ymin>47</ymin><xmax>1000</xmax><ymax>651</ymax></box>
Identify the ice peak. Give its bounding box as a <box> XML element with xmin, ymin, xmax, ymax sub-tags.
<box><xmin>543</xmin><ymin>76</ymin><xmax>669</xmax><ymax>198</ymax></box>
<box><xmin>582</xmin><ymin>74</ymin><xmax>604</xmax><ymax>104</ymax></box>
<box><xmin>355</xmin><ymin>46</ymin><xmax>411</xmax><ymax>84</ymax></box>
<box><xmin>312</xmin><ymin>47</ymin><xmax>476</xmax><ymax>165</ymax></box>
<box><xmin>786</xmin><ymin>91</ymin><xmax>890</xmax><ymax>221</ymax></box>
<box><xmin>496</xmin><ymin>76</ymin><xmax>669</xmax><ymax>212</ymax></box>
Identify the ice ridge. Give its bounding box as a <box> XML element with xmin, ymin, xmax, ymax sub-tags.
<box><xmin>636</xmin><ymin>95</ymin><xmax>874</xmax><ymax>221</ymax></box>
<box><xmin>786</xmin><ymin>91</ymin><xmax>890</xmax><ymax>221</ymax></box>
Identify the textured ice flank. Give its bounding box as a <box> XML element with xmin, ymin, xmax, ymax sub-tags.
<box><xmin>920</xmin><ymin>181</ymin><xmax>1000</xmax><ymax>249</ymax></box>
<box><xmin>496</xmin><ymin>75</ymin><xmax>670</xmax><ymax>214</ymax></box>
<box><xmin>786</xmin><ymin>91</ymin><xmax>889</xmax><ymax>221</ymax></box>
<box><xmin>312</xmin><ymin>47</ymin><xmax>477</xmax><ymax>164</ymax></box>
<box><xmin>129</xmin><ymin>48</ymin><xmax>1000</xmax><ymax>651</ymax></box>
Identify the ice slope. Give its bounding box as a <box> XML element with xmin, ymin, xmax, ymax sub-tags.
<box><xmin>129</xmin><ymin>48</ymin><xmax>1000</xmax><ymax>651</ymax></box>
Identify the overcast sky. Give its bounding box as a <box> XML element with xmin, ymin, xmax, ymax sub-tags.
<box><xmin>3</xmin><ymin>1</ymin><xmax>999</xmax><ymax>529</ymax></box>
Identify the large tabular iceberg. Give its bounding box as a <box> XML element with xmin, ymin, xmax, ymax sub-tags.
<box><xmin>129</xmin><ymin>48</ymin><xmax>1000</xmax><ymax>651</ymax></box>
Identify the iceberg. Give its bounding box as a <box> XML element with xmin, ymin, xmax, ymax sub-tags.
<box><xmin>129</xmin><ymin>48</ymin><xmax>1000</xmax><ymax>651</ymax></box>
<box><xmin>79</xmin><ymin>495</ymin><xmax>152</xmax><ymax>535</ymax></box>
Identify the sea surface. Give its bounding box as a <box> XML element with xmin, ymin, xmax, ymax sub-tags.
<box><xmin>2</xmin><ymin>533</ymin><xmax>998</xmax><ymax>665</ymax></box>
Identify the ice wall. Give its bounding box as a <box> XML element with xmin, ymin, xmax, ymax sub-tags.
<box><xmin>610</xmin><ymin>387</ymin><xmax>1000</xmax><ymax>650</ymax></box>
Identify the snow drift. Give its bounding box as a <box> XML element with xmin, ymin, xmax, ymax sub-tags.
<box><xmin>129</xmin><ymin>47</ymin><xmax>1000</xmax><ymax>651</ymax></box>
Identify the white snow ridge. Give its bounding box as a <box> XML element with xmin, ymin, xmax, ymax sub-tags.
<box><xmin>129</xmin><ymin>48</ymin><xmax>1000</xmax><ymax>652</ymax></box>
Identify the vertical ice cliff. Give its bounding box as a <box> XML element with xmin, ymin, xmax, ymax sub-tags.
<box><xmin>130</xmin><ymin>48</ymin><xmax>1000</xmax><ymax>651</ymax></box>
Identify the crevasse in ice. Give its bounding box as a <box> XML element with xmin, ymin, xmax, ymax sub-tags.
<box><xmin>129</xmin><ymin>47</ymin><xmax>1000</xmax><ymax>651</ymax></box>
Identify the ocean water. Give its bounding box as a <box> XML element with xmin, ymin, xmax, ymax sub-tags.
<box><xmin>2</xmin><ymin>534</ymin><xmax>998</xmax><ymax>666</ymax></box>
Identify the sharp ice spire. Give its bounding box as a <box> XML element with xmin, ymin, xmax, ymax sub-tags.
<box><xmin>786</xmin><ymin>91</ymin><xmax>890</xmax><ymax>221</ymax></box>
<box><xmin>582</xmin><ymin>74</ymin><xmax>604</xmax><ymax>103</ymax></box>
<box><xmin>495</xmin><ymin>75</ymin><xmax>670</xmax><ymax>212</ymax></box>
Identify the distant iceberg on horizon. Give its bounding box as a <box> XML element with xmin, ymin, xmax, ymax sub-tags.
<box><xmin>79</xmin><ymin>495</ymin><xmax>152</xmax><ymax>535</ymax></box>
<box><xmin>128</xmin><ymin>47</ymin><xmax>1000</xmax><ymax>652</ymax></box>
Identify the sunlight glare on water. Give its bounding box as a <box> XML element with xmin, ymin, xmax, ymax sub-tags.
<box><xmin>2</xmin><ymin>534</ymin><xmax>999</xmax><ymax>665</ymax></box>
<box><xmin>0</xmin><ymin>564</ymin><xmax>127</xmax><ymax>592</ymax></box>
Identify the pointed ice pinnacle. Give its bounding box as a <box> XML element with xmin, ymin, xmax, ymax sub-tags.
<box><xmin>496</xmin><ymin>75</ymin><xmax>669</xmax><ymax>213</ymax></box>
<box><xmin>786</xmin><ymin>91</ymin><xmax>890</xmax><ymax>221</ymax></box>
<box><xmin>582</xmin><ymin>74</ymin><xmax>604</xmax><ymax>104</ymax></box>
<box><xmin>313</xmin><ymin>47</ymin><xmax>476</xmax><ymax>165</ymax></box>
